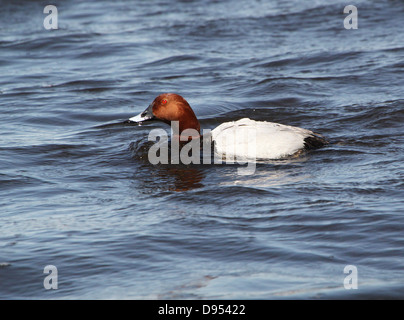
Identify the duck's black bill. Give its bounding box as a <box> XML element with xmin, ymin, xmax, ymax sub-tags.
<box><xmin>127</xmin><ymin>104</ymin><xmax>155</xmax><ymax>123</ymax></box>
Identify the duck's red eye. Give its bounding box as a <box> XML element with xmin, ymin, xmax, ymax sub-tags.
<box><xmin>162</xmin><ymin>99</ymin><xmax>167</xmax><ymax>104</ymax></box>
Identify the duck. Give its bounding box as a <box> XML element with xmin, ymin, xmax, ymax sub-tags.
<box><xmin>127</xmin><ymin>93</ymin><xmax>327</xmax><ymax>161</ymax></box>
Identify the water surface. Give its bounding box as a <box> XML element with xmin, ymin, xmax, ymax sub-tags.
<box><xmin>1</xmin><ymin>0</ymin><xmax>404</xmax><ymax>299</ymax></box>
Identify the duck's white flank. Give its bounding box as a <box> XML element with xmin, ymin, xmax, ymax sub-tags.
<box><xmin>211</xmin><ymin>118</ymin><xmax>323</xmax><ymax>160</ymax></box>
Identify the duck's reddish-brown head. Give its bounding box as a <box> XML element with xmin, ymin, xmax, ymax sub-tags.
<box><xmin>129</xmin><ymin>93</ymin><xmax>200</xmax><ymax>135</ymax></box>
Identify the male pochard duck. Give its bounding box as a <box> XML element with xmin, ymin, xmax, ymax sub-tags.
<box><xmin>128</xmin><ymin>93</ymin><xmax>327</xmax><ymax>160</ymax></box>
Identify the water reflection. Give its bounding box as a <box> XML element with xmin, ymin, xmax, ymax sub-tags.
<box><xmin>129</xmin><ymin>138</ymin><xmax>313</xmax><ymax>193</ymax></box>
<box><xmin>132</xmin><ymin>163</ymin><xmax>205</xmax><ymax>193</ymax></box>
<box><xmin>160</xmin><ymin>166</ymin><xmax>204</xmax><ymax>192</ymax></box>
<box><xmin>130</xmin><ymin>140</ymin><xmax>205</xmax><ymax>192</ymax></box>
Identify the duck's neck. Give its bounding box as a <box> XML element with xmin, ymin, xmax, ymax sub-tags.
<box><xmin>169</xmin><ymin>106</ymin><xmax>201</xmax><ymax>140</ymax></box>
<box><xmin>181</xmin><ymin>117</ymin><xmax>200</xmax><ymax>136</ymax></box>
<box><xmin>171</xmin><ymin>118</ymin><xmax>200</xmax><ymax>142</ymax></box>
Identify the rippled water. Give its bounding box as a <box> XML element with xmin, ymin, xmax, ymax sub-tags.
<box><xmin>1</xmin><ymin>0</ymin><xmax>404</xmax><ymax>299</ymax></box>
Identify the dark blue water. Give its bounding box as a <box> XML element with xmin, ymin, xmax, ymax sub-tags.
<box><xmin>1</xmin><ymin>0</ymin><xmax>404</xmax><ymax>299</ymax></box>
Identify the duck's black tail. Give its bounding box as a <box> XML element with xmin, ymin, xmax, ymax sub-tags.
<box><xmin>304</xmin><ymin>133</ymin><xmax>329</xmax><ymax>150</ymax></box>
